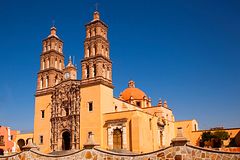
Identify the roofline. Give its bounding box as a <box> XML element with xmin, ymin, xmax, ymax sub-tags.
<box><xmin>192</xmin><ymin>127</ymin><xmax>240</xmax><ymax>132</ymax></box>
<box><xmin>113</xmin><ymin>97</ymin><xmax>141</xmax><ymax>108</ymax></box>
<box><xmin>144</xmin><ymin>105</ymin><xmax>172</xmax><ymax>111</ymax></box>
<box><xmin>175</xmin><ymin>119</ymin><xmax>198</xmax><ymax>123</ymax></box>
<box><xmin>103</xmin><ymin>108</ymin><xmax>158</xmax><ymax>117</ymax></box>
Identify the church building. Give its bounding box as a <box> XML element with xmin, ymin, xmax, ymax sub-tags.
<box><xmin>33</xmin><ymin>11</ymin><xmax>195</xmax><ymax>153</ymax></box>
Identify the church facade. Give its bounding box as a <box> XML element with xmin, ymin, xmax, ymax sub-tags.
<box><xmin>33</xmin><ymin>11</ymin><xmax>196</xmax><ymax>153</ymax></box>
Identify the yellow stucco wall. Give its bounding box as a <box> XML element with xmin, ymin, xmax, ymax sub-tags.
<box><xmin>143</xmin><ymin>106</ymin><xmax>175</xmax><ymax>147</ymax></box>
<box><xmin>80</xmin><ymin>84</ymin><xmax>114</xmax><ymax>150</ymax></box>
<box><xmin>33</xmin><ymin>94</ymin><xmax>52</xmax><ymax>153</ymax></box>
<box><xmin>103</xmin><ymin>110</ymin><xmax>162</xmax><ymax>153</ymax></box>
<box><xmin>174</xmin><ymin>119</ymin><xmax>199</xmax><ymax>145</ymax></box>
<box><xmin>15</xmin><ymin>133</ymin><xmax>33</xmax><ymax>144</ymax></box>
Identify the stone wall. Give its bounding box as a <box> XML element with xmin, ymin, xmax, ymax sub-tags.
<box><xmin>1</xmin><ymin>144</ymin><xmax>240</xmax><ymax>160</ymax></box>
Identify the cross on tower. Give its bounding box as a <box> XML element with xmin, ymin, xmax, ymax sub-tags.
<box><xmin>52</xmin><ymin>19</ymin><xmax>55</xmax><ymax>27</ymax></box>
<box><xmin>95</xmin><ymin>3</ymin><xmax>98</xmax><ymax>11</ymax></box>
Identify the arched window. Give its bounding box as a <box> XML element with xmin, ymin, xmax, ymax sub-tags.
<box><xmin>46</xmin><ymin>58</ymin><xmax>50</xmax><ymax>68</ymax></box>
<box><xmin>87</xmin><ymin>29</ymin><xmax>90</xmax><ymax>38</ymax></box>
<box><xmin>43</xmin><ymin>43</ymin><xmax>46</xmax><ymax>52</ymax></box>
<box><xmin>40</xmin><ymin>77</ymin><xmax>43</xmax><ymax>89</ymax></box>
<box><xmin>59</xmin><ymin>45</ymin><xmax>62</xmax><ymax>52</ymax></box>
<box><xmin>55</xmin><ymin>42</ymin><xmax>58</xmax><ymax>50</ymax></box>
<box><xmin>113</xmin><ymin>129</ymin><xmax>122</xmax><ymax>150</ymax></box>
<box><xmin>93</xmin><ymin>64</ymin><xmax>97</xmax><ymax>77</ymax></box>
<box><xmin>107</xmin><ymin>68</ymin><xmax>110</xmax><ymax>79</ymax></box>
<box><xmin>55</xmin><ymin>75</ymin><xmax>58</xmax><ymax>85</ymax></box>
<box><xmin>92</xmin><ymin>29</ymin><xmax>95</xmax><ymax>36</ymax></box>
<box><xmin>102</xmin><ymin>64</ymin><xmax>105</xmax><ymax>78</ymax></box>
<box><xmin>92</xmin><ymin>46</ymin><xmax>96</xmax><ymax>56</ymax></box>
<box><xmin>102</xmin><ymin>45</ymin><xmax>104</xmax><ymax>56</ymax></box>
<box><xmin>106</xmin><ymin>48</ymin><xmax>109</xmax><ymax>58</ymax></box>
<box><xmin>55</xmin><ymin>58</ymin><xmax>58</xmax><ymax>68</ymax></box>
<box><xmin>42</xmin><ymin>60</ymin><xmax>45</xmax><ymax>70</ymax></box>
<box><xmin>86</xmin><ymin>66</ymin><xmax>90</xmax><ymax>78</ymax></box>
<box><xmin>59</xmin><ymin>60</ymin><xmax>62</xmax><ymax>70</ymax></box>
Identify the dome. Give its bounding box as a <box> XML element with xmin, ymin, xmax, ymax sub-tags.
<box><xmin>120</xmin><ymin>80</ymin><xmax>147</xmax><ymax>101</ymax></box>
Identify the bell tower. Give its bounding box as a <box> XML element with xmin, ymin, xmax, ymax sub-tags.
<box><xmin>36</xmin><ymin>26</ymin><xmax>64</xmax><ymax>95</ymax></box>
<box><xmin>79</xmin><ymin>11</ymin><xmax>114</xmax><ymax>150</ymax></box>
<box><xmin>81</xmin><ymin>11</ymin><xmax>112</xmax><ymax>87</ymax></box>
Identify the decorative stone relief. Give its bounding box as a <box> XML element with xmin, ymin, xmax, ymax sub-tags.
<box><xmin>51</xmin><ymin>80</ymin><xmax>81</xmax><ymax>151</ymax></box>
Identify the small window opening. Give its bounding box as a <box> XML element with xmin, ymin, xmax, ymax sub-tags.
<box><xmin>88</xmin><ymin>102</ymin><xmax>93</xmax><ymax>111</ymax></box>
<box><xmin>40</xmin><ymin>135</ymin><xmax>43</xmax><ymax>144</ymax></box>
<box><xmin>41</xmin><ymin>110</ymin><xmax>45</xmax><ymax>118</ymax></box>
<box><xmin>136</xmin><ymin>101</ymin><xmax>141</xmax><ymax>107</ymax></box>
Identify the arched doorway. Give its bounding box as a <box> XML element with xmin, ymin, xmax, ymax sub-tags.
<box><xmin>62</xmin><ymin>131</ymin><xmax>71</xmax><ymax>150</ymax></box>
<box><xmin>17</xmin><ymin>139</ymin><xmax>25</xmax><ymax>151</ymax></box>
<box><xmin>113</xmin><ymin>129</ymin><xmax>122</xmax><ymax>150</ymax></box>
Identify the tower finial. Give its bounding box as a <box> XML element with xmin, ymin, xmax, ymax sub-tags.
<box><xmin>95</xmin><ymin>3</ymin><xmax>98</xmax><ymax>11</ymax></box>
<box><xmin>50</xmin><ymin>19</ymin><xmax>57</xmax><ymax>36</ymax></box>
<box><xmin>52</xmin><ymin>19</ymin><xmax>55</xmax><ymax>27</ymax></box>
<box><xmin>93</xmin><ymin>3</ymin><xmax>100</xmax><ymax>21</ymax></box>
<box><xmin>128</xmin><ymin>80</ymin><xmax>135</xmax><ymax>88</ymax></box>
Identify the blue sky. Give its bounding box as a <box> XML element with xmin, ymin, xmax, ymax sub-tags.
<box><xmin>0</xmin><ymin>0</ymin><xmax>239</xmax><ymax>132</ymax></box>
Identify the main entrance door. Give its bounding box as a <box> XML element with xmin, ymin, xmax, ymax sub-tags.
<box><xmin>113</xmin><ymin>129</ymin><xmax>122</xmax><ymax>150</ymax></box>
<box><xmin>62</xmin><ymin>131</ymin><xmax>71</xmax><ymax>150</ymax></box>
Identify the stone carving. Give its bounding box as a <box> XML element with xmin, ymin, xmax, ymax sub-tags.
<box><xmin>51</xmin><ymin>80</ymin><xmax>81</xmax><ymax>151</ymax></box>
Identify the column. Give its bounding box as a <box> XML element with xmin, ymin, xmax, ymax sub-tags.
<box><xmin>82</xmin><ymin>64</ymin><xmax>86</xmax><ymax>79</ymax></box>
<box><xmin>107</xmin><ymin>127</ymin><xmax>113</xmax><ymax>149</ymax></box>
<box><xmin>71</xmin><ymin>117</ymin><xmax>75</xmax><ymax>149</ymax></box>
<box><xmin>122</xmin><ymin>126</ymin><xmax>127</xmax><ymax>149</ymax></box>
<box><xmin>89</xmin><ymin>62</ymin><xmax>94</xmax><ymax>78</ymax></box>
<box><xmin>96</xmin><ymin>62</ymin><xmax>102</xmax><ymax>77</ymax></box>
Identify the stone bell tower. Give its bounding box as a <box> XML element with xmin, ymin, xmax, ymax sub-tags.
<box><xmin>34</xmin><ymin>26</ymin><xmax>65</xmax><ymax>153</ymax></box>
<box><xmin>81</xmin><ymin>11</ymin><xmax>112</xmax><ymax>87</ymax></box>
<box><xmin>36</xmin><ymin>26</ymin><xmax>64</xmax><ymax>94</ymax></box>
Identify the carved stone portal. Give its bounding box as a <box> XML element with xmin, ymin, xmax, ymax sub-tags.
<box><xmin>51</xmin><ymin>81</ymin><xmax>81</xmax><ymax>151</ymax></box>
<box><xmin>105</xmin><ymin>118</ymin><xmax>127</xmax><ymax>150</ymax></box>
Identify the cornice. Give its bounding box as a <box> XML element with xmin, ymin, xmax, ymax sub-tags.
<box><xmin>85</xmin><ymin>20</ymin><xmax>108</xmax><ymax>28</ymax></box>
<box><xmin>81</xmin><ymin>55</ymin><xmax>112</xmax><ymax>63</ymax></box>
<box><xmin>42</xmin><ymin>35</ymin><xmax>63</xmax><ymax>43</ymax></box>
<box><xmin>35</xmin><ymin>87</ymin><xmax>54</xmax><ymax>97</ymax></box>
<box><xmin>84</xmin><ymin>35</ymin><xmax>109</xmax><ymax>44</ymax></box>
<box><xmin>81</xmin><ymin>78</ymin><xmax>114</xmax><ymax>89</ymax></box>
<box><xmin>40</xmin><ymin>50</ymin><xmax>64</xmax><ymax>57</ymax></box>
<box><xmin>37</xmin><ymin>68</ymin><xmax>63</xmax><ymax>75</ymax></box>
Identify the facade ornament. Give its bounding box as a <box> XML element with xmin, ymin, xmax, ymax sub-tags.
<box><xmin>51</xmin><ymin>80</ymin><xmax>81</xmax><ymax>151</ymax></box>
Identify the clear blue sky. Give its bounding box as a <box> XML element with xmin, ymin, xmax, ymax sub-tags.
<box><xmin>0</xmin><ymin>0</ymin><xmax>239</xmax><ymax>132</ymax></box>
